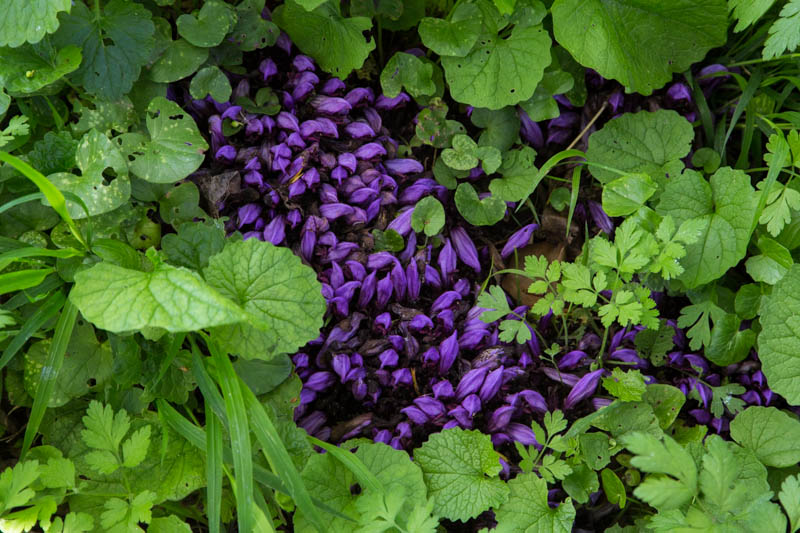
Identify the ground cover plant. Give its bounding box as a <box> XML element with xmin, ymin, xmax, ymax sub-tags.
<box><xmin>5</xmin><ymin>0</ymin><xmax>800</xmax><ymax>531</ymax></box>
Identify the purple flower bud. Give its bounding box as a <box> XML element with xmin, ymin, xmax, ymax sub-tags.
<box><xmin>298</xmin><ymin>411</ymin><xmax>327</xmax><ymax>436</ymax></box>
<box><xmin>299</xmin><ymin>388</ymin><xmax>315</xmax><ymax>405</ymax></box>
<box><xmin>609</xmin><ymin>348</ymin><xmax>648</xmax><ymax>369</ymax></box>
<box><xmin>288</xmin><ymin>179</ymin><xmax>306</xmax><ymax>198</ymax></box>
<box><xmin>358</xmin><ymin>271</ymin><xmax>377</xmax><ymax>308</ymax></box>
<box><xmin>293</xmin><ymin>54</ymin><xmax>315</xmax><ymax>72</ymax></box>
<box><xmin>438</xmin><ymin>330</ymin><xmax>459</xmax><ymax>374</ymax></box>
<box><xmin>752</xmin><ymin>370</ymin><xmax>765</xmax><ymax>388</ymax></box>
<box><xmin>259</xmin><ymin>58</ymin><xmax>278</xmax><ymax>82</ymax></box>
<box><xmin>431</xmin><ymin>291</ymin><xmax>461</xmax><ymax>314</ymax></box>
<box><xmin>367</xmin><ymin>251</ymin><xmax>398</xmax><ymax>270</ymax></box>
<box><xmin>559</xmin><ymin>350</ymin><xmax>589</xmax><ymax>370</ymax></box>
<box><xmin>501</xmin><ymin>224</ymin><xmax>538</xmax><ymax>258</ymax></box>
<box><xmin>377</xmin><ymin>273</ymin><xmax>393</xmax><ymax>309</ymax></box>
<box><xmin>221</xmin><ymin>105</ymin><xmax>242</xmax><ymax>121</ymax></box>
<box><xmin>328</xmin><ymin>242</ymin><xmax>359</xmax><ymax>262</ymax></box>
<box><xmin>215</xmin><ymin>145</ymin><xmax>236</xmax><ymax>162</ymax></box>
<box><xmin>345</xmin><ymin>261</ymin><xmax>366</xmax><ymax>281</ymax></box>
<box><xmin>376</xmin><ymin>92</ymin><xmax>410</xmax><ymax>110</ymax></box>
<box><xmin>608</xmin><ymin>90</ymin><xmax>625</xmax><ymax>114</ymax></box>
<box><xmin>438</xmin><ymin>239</ymin><xmax>456</xmax><ymax>281</ymax></box>
<box><xmin>414</xmin><ymin>397</ymin><xmax>446</xmax><ymax>418</ymax></box>
<box><xmin>462</xmin><ymin>394</ymin><xmax>482</xmax><ymax>416</ymax></box>
<box><xmin>424</xmin><ymin>265</ymin><xmax>442</xmax><ymax>289</ymax></box>
<box><xmin>305</xmin><ymin>371</ymin><xmax>336</xmax><ymax>392</ymax></box>
<box><xmin>479</xmin><ymin>366</ymin><xmax>505</xmax><ymax>402</ymax></box>
<box><xmin>320</xmin><ymin>203</ymin><xmax>355</xmax><ymax>220</ymax></box>
<box><xmin>262</xmin><ymin>215</ymin><xmax>285</xmax><ymax>245</ymax></box>
<box><xmin>459</xmin><ymin>329</ymin><xmax>489</xmax><ymax>350</ymax></box>
<box><xmin>488</xmin><ymin>405</ymin><xmax>515</xmax><ymax>432</ymax></box>
<box><xmin>345</xmin><ymin>87</ymin><xmax>375</xmax><ymax>107</ymax></box>
<box><xmin>564</xmin><ymin>369</ymin><xmax>605</xmax><ymax>410</ymax></box>
<box><xmin>456</xmin><ymin>367</ymin><xmax>490</xmax><ymax>400</ymax></box>
<box><xmin>277</xmin><ymin>111</ymin><xmax>299</xmax><ymax>132</ymax></box>
<box><xmin>518</xmin><ymin>108</ymin><xmax>544</xmax><ymax>149</ymax></box>
<box><xmin>337</xmin><ymin>153</ymin><xmax>357</xmax><ymax>173</ymax></box>
<box><xmin>379</xmin><ymin>349</ymin><xmax>399</xmax><ymax>368</ymax></box>
<box><xmin>237</xmin><ymin>203</ymin><xmax>262</xmax><ymax>227</ymax></box>
<box><xmin>448</xmin><ymin>406</ymin><xmax>473</xmax><ymax>428</ymax></box>
<box><xmin>391</xmin><ymin>262</ymin><xmax>406</xmax><ymax>301</ymax></box>
<box><xmin>321</xmin><ymin>77</ymin><xmax>345</xmax><ymax>94</ymax></box>
<box><xmin>332</xmin><ymin>354</ymin><xmax>351</xmax><ymax>383</ymax></box>
<box><xmin>292</xmin><ymin>82</ymin><xmax>314</xmax><ymax>101</ymax></box>
<box><xmin>345</xmin><ymin>121</ymin><xmax>376</xmax><ymax>139</ymax></box>
<box><xmin>437</xmin><ymin>309</ymin><xmax>454</xmax><ymax>333</ymax></box>
<box><xmin>374</xmin><ymin>429</ymin><xmax>392</xmax><ymax>444</ymax></box>
<box><xmin>422</xmin><ymin>347</ymin><xmax>440</xmax><ymax>365</ymax></box>
<box><xmin>433</xmin><ymin>380</ymin><xmax>454</xmax><ymax>399</ymax></box>
<box><xmin>245</xmin><ymin>117</ymin><xmax>264</xmax><ymax>137</ymax></box>
<box><xmin>374</xmin><ymin>312</ymin><xmax>391</xmax><ymax>332</ymax></box>
<box><xmin>408</xmin><ymin>314</ymin><xmax>433</xmax><ymax>332</ymax></box>
<box><xmin>507</xmin><ymin>423</ymin><xmax>540</xmax><ymax>447</ymax></box>
<box><xmin>384</xmin><ymin>159</ymin><xmax>424</xmax><ymax>175</ymax></box>
<box><xmin>518</xmin><ymin>390</ymin><xmax>548</xmax><ymax>413</ymax></box>
<box><xmin>399</xmin><ymin>231</ymin><xmax>417</xmax><ymax>264</ymax></box>
<box><xmin>311</xmin><ymin>96</ymin><xmax>352</xmax><ymax>114</ymax></box>
<box><xmin>387</xmin><ymin>207</ymin><xmax>414</xmax><ymax>236</ymax></box>
<box><xmin>355</xmin><ymin>142</ymin><xmax>387</xmax><ymax>160</ymax></box>
<box><xmin>345</xmin><ymin>207</ymin><xmax>368</xmax><ymax>225</ymax></box>
<box><xmin>242</xmin><ymin>231</ymin><xmax>262</xmax><ymax>241</ymax></box>
<box><xmin>666</xmin><ymin>83</ymin><xmax>692</xmax><ymax>104</ymax></box>
<box><xmin>363</xmin><ymin>107</ymin><xmax>382</xmax><ymax>132</ymax></box>
<box><xmin>588</xmin><ymin>201</ymin><xmax>614</xmax><ymax>235</ymax></box>
<box><xmin>400</xmin><ymin>405</ymin><xmax>428</xmax><ymax>425</ymax></box>
<box><xmin>405</xmin><ymin>261</ymin><xmax>420</xmax><ymax>302</ymax></box>
<box><xmin>741</xmin><ymin>390</ymin><xmax>761</xmax><ymax>405</ymax></box>
<box><xmin>299</xmin><ymin>119</ymin><xmax>322</xmax><ymax>138</ymax></box>
<box><xmin>451</xmin><ymin>227</ymin><xmax>481</xmax><ymax>272</ymax></box>
<box><xmin>392</xmin><ymin>368</ymin><xmax>413</xmax><ymax>387</ymax></box>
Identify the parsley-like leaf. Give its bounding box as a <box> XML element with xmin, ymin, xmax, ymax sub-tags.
<box><xmin>779</xmin><ymin>474</ymin><xmax>800</xmax><ymax>533</ymax></box>
<box><xmin>763</xmin><ymin>0</ymin><xmax>800</xmax><ymax>59</ymax></box>
<box><xmin>603</xmin><ymin>368</ymin><xmax>647</xmax><ymax>402</ymax></box>
<box><xmin>624</xmin><ymin>432</ymin><xmax>697</xmax><ymax>510</ymax></box>
<box><xmin>491</xmin><ymin>473</ymin><xmax>575</xmax><ymax>533</ymax></box>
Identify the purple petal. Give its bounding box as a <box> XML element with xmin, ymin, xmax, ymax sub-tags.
<box><xmin>414</xmin><ymin>397</ymin><xmax>446</xmax><ymax>419</ymax></box>
<box><xmin>320</xmin><ymin>203</ymin><xmax>355</xmax><ymax>220</ymax></box>
<box><xmin>406</xmin><ymin>260</ymin><xmax>420</xmax><ymax>302</ymax></box>
<box><xmin>354</xmin><ymin>142</ymin><xmax>387</xmax><ymax>160</ymax></box>
<box><xmin>479</xmin><ymin>366</ymin><xmax>505</xmax><ymax>402</ymax></box>
<box><xmin>262</xmin><ymin>215</ymin><xmax>285</xmax><ymax>245</ymax></box>
<box><xmin>304</xmin><ymin>371</ymin><xmax>336</xmax><ymax>392</ymax></box>
<box><xmin>259</xmin><ymin>58</ymin><xmax>278</xmax><ymax>82</ymax></box>
<box><xmin>455</xmin><ymin>367</ymin><xmax>489</xmax><ymax>401</ymax></box>
<box><xmin>345</xmin><ymin>87</ymin><xmax>374</xmax><ymax>107</ymax></box>
<box><xmin>431</xmin><ymin>291</ymin><xmax>461</xmax><ymax>314</ymax></box>
<box><xmin>377</xmin><ymin>273</ymin><xmax>393</xmax><ymax>308</ymax></box>
<box><xmin>487</xmin><ymin>405</ymin><xmax>515</xmax><ymax>432</ymax></box>
<box><xmin>345</xmin><ymin>121</ymin><xmax>376</xmax><ymax>139</ymax></box>
<box><xmin>588</xmin><ymin>201</ymin><xmax>614</xmax><ymax>235</ymax></box>
<box><xmin>358</xmin><ymin>271</ymin><xmax>377</xmax><ymax>308</ymax></box>
<box><xmin>507</xmin><ymin>423</ymin><xmax>540</xmax><ymax>447</ymax></box>
<box><xmin>518</xmin><ymin>390</ymin><xmax>548</xmax><ymax>413</ymax></box>
<box><xmin>237</xmin><ymin>203</ymin><xmax>262</xmax><ymax>227</ymax></box>
<box><xmin>558</xmin><ymin>350</ymin><xmax>589</xmax><ymax>370</ymax></box>
<box><xmin>564</xmin><ymin>369</ymin><xmax>605</xmax><ymax>410</ymax></box>
<box><xmin>293</xmin><ymin>54</ymin><xmax>315</xmax><ymax>72</ymax></box>
<box><xmin>462</xmin><ymin>394</ymin><xmax>482</xmax><ymax>416</ymax></box>
<box><xmin>438</xmin><ymin>330</ymin><xmax>459</xmax><ymax>374</ymax></box>
<box><xmin>379</xmin><ymin>349</ymin><xmax>399</xmax><ymax>368</ymax></box>
<box><xmin>400</xmin><ymin>405</ymin><xmax>429</xmax><ymax>425</ymax></box>
<box><xmin>332</xmin><ymin>354</ymin><xmax>351</xmax><ymax>383</ymax></box>
<box><xmin>438</xmin><ymin>239</ymin><xmax>456</xmax><ymax>281</ymax></box>
<box><xmin>376</xmin><ymin>92</ymin><xmax>410</xmax><ymax>110</ymax></box>
<box><xmin>433</xmin><ymin>380</ymin><xmax>454</xmax><ymax>399</ymax></box>
<box><xmin>501</xmin><ymin>224</ymin><xmax>538</xmax><ymax>258</ymax></box>
<box><xmin>392</xmin><ymin>368</ymin><xmax>413</xmax><ymax>387</ymax></box>
<box><xmin>321</xmin><ymin>77</ymin><xmax>345</xmax><ymax>94</ymax></box>
<box><xmin>215</xmin><ymin>145</ymin><xmax>236</xmax><ymax>162</ymax></box>
<box><xmin>311</xmin><ymin>96</ymin><xmax>351</xmax><ymax>114</ymax></box>
<box><xmin>450</xmin><ymin>227</ymin><xmax>481</xmax><ymax>273</ymax></box>
<box><xmin>277</xmin><ymin>111</ymin><xmax>300</xmax><ymax>132</ymax></box>
<box><xmin>384</xmin><ymin>159</ymin><xmax>424</xmax><ymax>175</ymax></box>
<box><xmin>387</xmin><ymin>207</ymin><xmax>414</xmax><ymax>236</ymax></box>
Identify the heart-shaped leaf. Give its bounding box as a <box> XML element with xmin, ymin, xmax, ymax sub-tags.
<box><xmin>415</xmin><ymin>99</ymin><xmax>466</xmax><ymax>148</ymax></box>
<box><xmin>442</xmin><ymin>134</ymin><xmax>479</xmax><ymax>170</ymax></box>
<box><xmin>411</xmin><ymin>196</ymin><xmax>446</xmax><ymax>236</ymax></box>
<box><xmin>190</xmin><ymin>66</ymin><xmax>232</xmax><ymax>102</ymax></box>
<box><xmin>455</xmin><ymin>183</ymin><xmax>506</xmax><ymax>226</ymax></box>
<box><xmin>419</xmin><ymin>3</ymin><xmax>482</xmax><ymax>56</ymax></box>
<box><xmin>148</xmin><ymin>38</ymin><xmax>208</xmax><ymax>83</ymax></box>
<box><xmin>176</xmin><ymin>0</ymin><xmax>237</xmax><ymax>48</ymax></box>
<box><xmin>602</xmin><ymin>173</ymin><xmax>658</xmax><ymax>217</ymax></box>
<box><xmin>380</xmin><ymin>52</ymin><xmax>436</xmax><ymax>98</ymax></box>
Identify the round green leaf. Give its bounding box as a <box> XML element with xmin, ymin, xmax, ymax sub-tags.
<box><xmin>148</xmin><ymin>39</ymin><xmax>209</xmax><ymax>83</ymax></box>
<box><xmin>124</xmin><ymin>97</ymin><xmax>209</xmax><ymax>184</ymax></box>
<box><xmin>189</xmin><ymin>66</ymin><xmax>232</xmax><ymax>102</ymax></box>
<box><xmin>489</xmin><ymin>146</ymin><xmax>539</xmax><ymax>202</ymax></box>
<box><xmin>552</xmin><ymin>0</ymin><xmax>728</xmax><ymax>94</ymax></box>
<box><xmin>0</xmin><ymin>0</ymin><xmax>71</xmax><ymax>47</ymax></box>
<box><xmin>643</xmin><ymin>384</ymin><xmax>685</xmax><ymax>430</ymax></box>
<box><xmin>442</xmin><ymin>134</ymin><xmax>479</xmax><ymax>170</ymax></box>
<box><xmin>441</xmin><ymin>22</ymin><xmax>552</xmax><ymax>109</ymax></box>
<box><xmin>418</xmin><ymin>4</ymin><xmax>482</xmax><ymax>56</ymax></box>
<box><xmin>455</xmin><ymin>183</ymin><xmax>506</xmax><ymax>226</ymax></box>
<box><xmin>730</xmin><ymin>407</ymin><xmax>800</xmax><ymax>467</ymax></box>
<box><xmin>411</xmin><ymin>196</ymin><xmax>446</xmax><ymax>237</ymax></box>
<box><xmin>176</xmin><ymin>0</ymin><xmax>237</xmax><ymax>48</ymax></box>
<box><xmin>229</xmin><ymin>0</ymin><xmax>279</xmax><ymax>51</ymax></box>
<box><xmin>48</xmin><ymin>129</ymin><xmax>130</xmax><ymax>219</ymax></box>
<box><xmin>380</xmin><ymin>52</ymin><xmax>435</xmax><ymax>99</ymax></box>
<box><xmin>602</xmin><ymin>173</ymin><xmax>658</xmax><ymax>217</ymax></box>
<box><xmin>0</xmin><ymin>45</ymin><xmax>82</xmax><ymax>95</ymax></box>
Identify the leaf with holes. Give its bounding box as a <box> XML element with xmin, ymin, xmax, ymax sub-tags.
<box><xmin>48</xmin><ymin>129</ymin><xmax>130</xmax><ymax>219</ymax></box>
<box><xmin>204</xmin><ymin>239</ymin><xmax>326</xmax><ymax>360</ymax></box>
<box><xmin>273</xmin><ymin>0</ymin><xmax>374</xmax><ymax>77</ymax></box>
<box><xmin>121</xmin><ymin>97</ymin><xmax>208</xmax><ymax>184</ymax></box>
<box><xmin>491</xmin><ymin>473</ymin><xmax>575</xmax><ymax>532</ymax></box>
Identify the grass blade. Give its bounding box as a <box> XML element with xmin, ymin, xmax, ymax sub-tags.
<box><xmin>0</xmin><ymin>268</ymin><xmax>55</xmax><ymax>295</ymax></box>
<box><xmin>208</xmin><ymin>340</ymin><xmax>254</xmax><ymax>533</ymax></box>
<box><xmin>566</xmin><ymin>166</ymin><xmax>581</xmax><ymax>240</ymax></box>
<box><xmin>206</xmin><ymin>399</ymin><xmax>223</xmax><ymax>533</ymax></box>
<box><xmin>21</xmin><ymin>297</ymin><xmax>78</xmax><ymax>458</ymax></box>
<box><xmin>307</xmin><ymin>436</ymin><xmax>383</xmax><ymax>494</ymax></box>
<box><xmin>241</xmin><ymin>381</ymin><xmax>327</xmax><ymax>533</ymax></box>
<box><xmin>0</xmin><ymin>290</ymin><xmax>65</xmax><ymax>373</ymax></box>
<box><xmin>190</xmin><ymin>341</ymin><xmax>228</xmax><ymax>429</ymax></box>
<box><xmin>0</xmin><ymin>246</ymin><xmax>82</xmax><ymax>271</ymax></box>
<box><xmin>0</xmin><ymin>192</ymin><xmax>45</xmax><ymax>217</ymax></box>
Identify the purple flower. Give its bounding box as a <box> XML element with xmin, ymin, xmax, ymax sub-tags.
<box><xmin>345</xmin><ymin>87</ymin><xmax>374</xmax><ymax>107</ymax></box>
<box><xmin>358</xmin><ymin>271</ymin><xmax>377</xmax><ymax>308</ymax></box>
<box><xmin>518</xmin><ymin>390</ymin><xmax>548</xmax><ymax>413</ymax></box>
<box><xmin>215</xmin><ymin>145</ymin><xmax>236</xmax><ymax>162</ymax></box>
<box><xmin>450</xmin><ymin>227</ymin><xmax>481</xmax><ymax>272</ymax></box>
<box><xmin>666</xmin><ymin>83</ymin><xmax>692</xmax><ymax>104</ymax></box>
<box><xmin>438</xmin><ymin>239</ymin><xmax>456</xmax><ymax>281</ymax></box>
<box><xmin>432</xmin><ymin>380</ymin><xmax>454</xmax><ymax>399</ymax></box>
<box><xmin>431</xmin><ymin>291</ymin><xmax>461</xmax><ymax>314</ymax></box>
<box><xmin>588</xmin><ymin>201</ymin><xmax>614</xmax><ymax>235</ymax></box>
<box><xmin>293</xmin><ymin>54</ymin><xmax>315</xmax><ymax>72</ymax></box>
<box><xmin>462</xmin><ymin>394</ymin><xmax>482</xmax><ymax>416</ymax></box>
<box><xmin>414</xmin><ymin>397</ymin><xmax>446</xmax><ymax>419</ymax></box>
<box><xmin>354</xmin><ymin>142</ymin><xmax>387</xmax><ymax>160</ymax></box>
<box><xmin>384</xmin><ymin>159</ymin><xmax>424</xmax><ymax>175</ymax></box>
<box><xmin>320</xmin><ymin>203</ymin><xmax>355</xmax><ymax>220</ymax></box>
<box><xmin>379</xmin><ymin>349</ymin><xmax>399</xmax><ymax>368</ymax></box>
<box><xmin>479</xmin><ymin>366</ymin><xmax>505</xmax><ymax>402</ymax></box>
<box><xmin>564</xmin><ymin>369</ymin><xmax>605</xmax><ymax>410</ymax></box>
<box><xmin>262</xmin><ymin>215</ymin><xmax>286</xmax><ymax>245</ymax></box>
<box><xmin>237</xmin><ymin>204</ymin><xmax>262</xmax><ymax>227</ymax></box>
<box><xmin>518</xmin><ymin>108</ymin><xmax>544</xmax><ymax>149</ymax></box>
<box><xmin>376</xmin><ymin>273</ymin><xmax>393</xmax><ymax>308</ymax></box>
<box><xmin>438</xmin><ymin>330</ymin><xmax>459</xmax><ymax>374</ymax></box>
<box><xmin>277</xmin><ymin>111</ymin><xmax>300</xmax><ymax>132</ymax></box>
<box><xmin>409</xmin><ymin>314</ymin><xmax>433</xmax><ymax>331</ymax></box>
<box><xmin>501</xmin><ymin>224</ymin><xmax>538</xmax><ymax>258</ymax></box>
<box><xmin>374</xmin><ymin>312</ymin><xmax>391</xmax><ymax>331</ymax></box>
<box><xmin>332</xmin><ymin>354</ymin><xmax>351</xmax><ymax>383</ymax></box>
<box><xmin>558</xmin><ymin>350</ymin><xmax>589</xmax><ymax>370</ymax></box>
<box><xmin>406</xmin><ymin>260</ymin><xmax>420</xmax><ymax>301</ymax></box>
<box><xmin>221</xmin><ymin>106</ymin><xmax>242</xmax><ymax>121</ymax></box>
<box><xmin>400</xmin><ymin>406</ymin><xmax>429</xmax><ymax>425</ymax></box>
<box><xmin>488</xmin><ymin>405</ymin><xmax>515</xmax><ymax>432</ymax></box>
<box><xmin>387</xmin><ymin>207</ymin><xmax>414</xmax><ymax>236</ymax></box>
<box><xmin>507</xmin><ymin>423</ymin><xmax>540</xmax><ymax>447</ymax></box>
<box><xmin>376</xmin><ymin>92</ymin><xmax>410</xmax><ymax>110</ymax></box>
<box><xmin>321</xmin><ymin>77</ymin><xmax>345</xmax><ymax>94</ymax></box>
<box><xmin>374</xmin><ymin>429</ymin><xmax>392</xmax><ymax>444</ymax></box>
<box><xmin>367</xmin><ymin>251</ymin><xmax>398</xmax><ymax>270</ymax></box>
<box><xmin>259</xmin><ymin>58</ymin><xmax>277</xmax><ymax>82</ymax></box>
<box><xmin>456</xmin><ymin>367</ymin><xmax>490</xmax><ymax>400</ymax></box>
<box><xmin>345</xmin><ymin>121</ymin><xmax>376</xmax><ymax>139</ymax></box>
<box><xmin>338</xmin><ymin>153</ymin><xmax>357</xmax><ymax>173</ymax></box>
<box><xmin>304</xmin><ymin>371</ymin><xmax>336</xmax><ymax>392</ymax></box>
<box><xmin>311</xmin><ymin>96</ymin><xmax>352</xmax><ymax>114</ymax></box>
<box><xmin>392</xmin><ymin>368</ymin><xmax>413</xmax><ymax>387</ymax></box>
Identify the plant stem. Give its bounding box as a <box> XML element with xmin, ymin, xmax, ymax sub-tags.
<box><xmin>728</xmin><ymin>53</ymin><xmax>800</xmax><ymax>68</ymax></box>
<box><xmin>566</xmin><ymin>102</ymin><xmax>607</xmax><ymax>151</ymax></box>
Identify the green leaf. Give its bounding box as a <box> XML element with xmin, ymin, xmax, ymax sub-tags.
<box><xmin>587</xmin><ymin>110</ymin><xmax>694</xmax><ymax>184</ymax></box>
<box><xmin>489</xmin><ymin>146</ymin><xmax>539</xmax><ymax>202</ymax></box>
<box><xmin>643</xmin><ymin>384</ymin><xmax>685</xmax><ymax>430</ymax></box>
<box><xmin>52</xmin><ymin>0</ymin><xmax>155</xmax><ymax>100</ymax></box>
<box><xmin>372</xmin><ymin>228</ymin><xmax>405</xmax><ymax>253</ymax></box>
<box><xmin>562</xmin><ymin>464</ymin><xmax>599</xmax><ymax>504</ymax></box>
<box><xmin>602</xmin><ymin>173</ymin><xmax>657</xmax><ymax>217</ymax></box>
<box><xmin>48</xmin><ymin>130</ymin><xmax>129</xmax><ymax>219</ymax></box>
<box><xmin>779</xmin><ymin>474</ymin><xmax>800</xmax><ymax>533</ymax></box>
<box><xmin>70</xmin><ymin>261</ymin><xmax>248</xmax><ymax>333</ymax></box>
<box><xmin>552</xmin><ymin>0</ymin><xmax>727</xmax><ymax>94</ymax></box>
<box><xmin>704</xmin><ymin>312</ymin><xmax>756</xmax><ymax>366</ymax></box>
<box><xmin>122</xmin><ymin>97</ymin><xmax>208</xmax><ymax>184</ymax></box>
<box><xmin>122</xmin><ymin>426</ymin><xmax>151</xmax><ymax>468</ymax></box>
<box><xmin>454</xmin><ymin>183</ymin><xmax>506</xmax><ymax>226</ymax></box>
<box><xmin>189</xmin><ymin>66</ymin><xmax>232</xmax><ymax>102</ymax></box>
<box><xmin>72</xmin><ymin>98</ymin><xmax>137</xmax><ymax>136</ymax></box>
<box><xmin>418</xmin><ymin>4</ymin><xmax>482</xmax><ymax>56</ymax></box>
<box><xmin>442</xmin><ymin>134</ymin><xmax>479</xmax><ymax>170</ymax></box>
<box><xmin>149</xmin><ymin>515</ymin><xmax>192</xmax><ymax>533</ymax></box>
<box><xmin>415</xmin><ymin>99</ymin><xmax>465</xmax><ymax>149</ymax></box>
<box><xmin>492</xmin><ymin>473</ymin><xmax>575</xmax><ymax>532</ymax></box>
<box><xmin>161</xmin><ymin>220</ymin><xmax>226</xmax><ymax>271</ymax></box>
<box><xmin>100</xmin><ymin>490</ymin><xmax>156</xmax><ymax>531</ymax></box>
<box><xmin>602</xmin><ymin>368</ymin><xmax>647</xmax><ymax>402</ymax></box>
<box><xmin>148</xmin><ymin>39</ymin><xmax>209</xmax><ymax>83</ymax></box>
<box><xmin>158</xmin><ymin>182</ymin><xmax>206</xmax><ymax>226</ymax></box>
<box><xmin>746</xmin><ymin>235</ymin><xmax>793</xmax><ymax>284</ymax></box>
<box><xmin>411</xmin><ymin>196</ymin><xmax>446</xmax><ymax>237</ymax></box>
<box><xmin>470</xmin><ymin>107</ymin><xmax>520</xmax><ymax>152</ymax></box>
<box><xmin>477</xmin><ymin>145</ymin><xmax>502</xmax><ymax>174</ymax></box>
<box><xmin>176</xmin><ymin>1</ymin><xmax>237</xmax><ymax>48</ymax></box>
<box><xmin>229</xmin><ymin>0</ymin><xmax>279</xmax><ymax>51</ymax></box>
<box><xmin>600</xmin><ymin>468</ymin><xmax>627</xmax><ymax>508</ymax></box>
<box><xmin>380</xmin><ymin>52</ymin><xmax>435</xmax><ymax>99</ymax></box>
<box><xmin>27</xmin><ymin>132</ymin><xmax>77</xmax><ymax>176</ymax></box>
<box><xmin>730</xmin><ymin>0</ymin><xmax>777</xmax><ymax>32</ymax></box>
<box><xmin>477</xmin><ymin>285</ymin><xmax>513</xmax><ymax>322</ymax></box>
<box><xmin>0</xmin><ymin>460</ymin><xmax>40</xmax><ymax>514</ymax></box>
<box><xmin>519</xmin><ymin>67</ymin><xmax>574</xmax><ymax>122</ymax></box>
<box><xmin>730</xmin><ymin>407</ymin><xmax>800</xmax><ymax>467</ymax></box>
<box><xmin>763</xmin><ymin>0</ymin><xmax>800</xmax><ymax>59</ymax></box>
<box><xmin>204</xmin><ymin>238</ymin><xmax>326</xmax><ymax>359</ymax></box>
<box><xmin>657</xmin><ymin>168</ymin><xmax>758</xmax><ymax>288</ymax></box>
<box><xmin>579</xmin><ymin>433</ymin><xmax>611</xmax><ymax>470</ymax></box>
<box><xmin>24</xmin><ymin>318</ymin><xmax>112</xmax><ymax>407</ymax></box>
<box><xmin>273</xmin><ymin>0</ymin><xmax>374</xmax><ymax>77</ymax></box>
<box><xmin>0</xmin><ymin>0</ymin><xmax>71</xmax><ymax>47</ymax></box>
<box><xmin>0</xmin><ymin>44</ymin><xmax>82</xmax><ymax>96</ymax></box>
<box><xmin>634</xmin><ymin>321</ymin><xmax>675</xmax><ymax>366</ymax></box>
<box><xmin>234</xmin><ymin>355</ymin><xmax>292</xmax><ymax>395</ymax></box>
<box><xmin>441</xmin><ymin>16</ymin><xmax>552</xmax><ymax>109</ymax></box>
<box><xmin>758</xmin><ymin>181</ymin><xmax>800</xmax><ymax>237</ymax></box>
<box><xmin>624</xmin><ymin>432</ymin><xmax>698</xmax><ymax>510</ymax></box>
<box><xmin>415</xmin><ymin>427</ymin><xmax>510</xmax><ymax>522</ymax></box>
